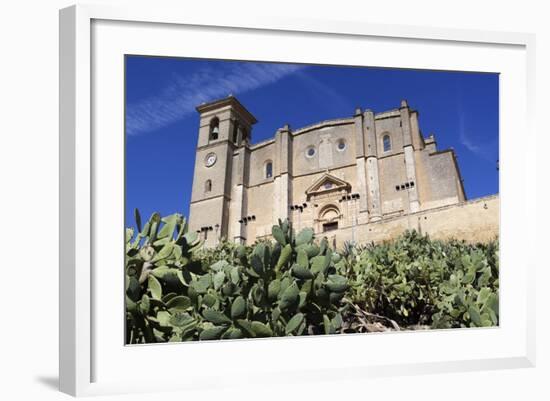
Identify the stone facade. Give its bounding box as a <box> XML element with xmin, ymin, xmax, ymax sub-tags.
<box><xmin>188</xmin><ymin>96</ymin><xmax>498</xmax><ymax>247</ymax></box>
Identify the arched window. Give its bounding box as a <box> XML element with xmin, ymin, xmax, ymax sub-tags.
<box><xmin>209</xmin><ymin>117</ymin><xmax>219</xmax><ymax>140</ymax></box>
<box><xmin>319</xmin><ymin>204</ymin><xmax>340</xmax><ymax>232</ymax></box>
<box><xmin>205</xmin><ymin>179</ymin><xmax>212</xmax><ymax>192</ymax></box>
<box><xmin>319</xmin><ymin>204</ymin><xmax>340</xmax><ymax>221</ymax></box>
<box><xmin>265</xmin><ymin>161</ymin><xmax>273</xmax><ymax>179</ymax></box>
<box><xmin>232</xmin><ymin>121</ymin><xmax>239</xmax><ymax>144</ymax></box>
<box><xmin>383</xmin><ymin>134</ymin><xmax>391</xmax><ymax>152</ymax></box>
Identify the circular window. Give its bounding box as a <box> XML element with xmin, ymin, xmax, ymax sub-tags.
<box><xmin>337</xmin><ymin>139</ymin><xmax>346</xmax><ymax>151</ymax></box>
<box><xmin>324</xmin><ymin>182</ymin><xmax>333</xmax><ymax>190</ymax></box>
<box><xmin>306</xmin><ymin>146</ymin><xmax>316</xmax><ymax>158</ymax></box>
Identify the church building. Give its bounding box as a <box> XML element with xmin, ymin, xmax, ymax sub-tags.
<box><xmin>188</xmin><ymin>96</ymin><xmax>491</xmax><ymax>248</ymax></box>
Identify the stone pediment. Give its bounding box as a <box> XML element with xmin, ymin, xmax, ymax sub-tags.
<box><xmin>305</xmin><ymin>173</ymin><xmax>351</xmax><ymax>199</ymax></box>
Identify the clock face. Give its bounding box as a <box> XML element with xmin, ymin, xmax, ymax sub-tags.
<box><xmin>205</xmin><ymin>152</ymin><xmax>217</xmax><ymax>167</ymax></box>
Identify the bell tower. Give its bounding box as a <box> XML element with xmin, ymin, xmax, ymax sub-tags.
<box><xmin>188</xmin><ymin>96</ymin><xmax>257</xmax><ymax>247</ymax></box>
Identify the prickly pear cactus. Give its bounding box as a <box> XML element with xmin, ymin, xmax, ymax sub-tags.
<box><xmin>126</xmin><ymin>212</ymin><xmax>498</xmax><ymax>343</ymax></box>
<box><xmin>125</xmin><ymin>214</ymin><xmax>349</xmax><ymax>343</ymax></box>
<box><xmin>180</xmin><ymin>219</ymin><xmax>348</xmax><ymax>341</ymax></box>
<box><xmin>125</xmin><ymin>209</ymin><xmax>202</xmax><ymax>343</ymax></box>
<box><xmin>338</xmin><ymin>230</ymin><xmax>499</xmax><ymax>330</ymax></box>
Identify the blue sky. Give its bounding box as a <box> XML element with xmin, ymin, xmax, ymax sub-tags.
<box><xmin>125</xmin><ymin>56</ymin><xmax>498</xmax><ymax>226</ymax></box>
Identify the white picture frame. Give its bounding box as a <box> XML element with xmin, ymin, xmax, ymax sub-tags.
<box><xmin>59</xmin><ymin>3</ymin><xmax>536</xmax><ymax>397</ymax></box>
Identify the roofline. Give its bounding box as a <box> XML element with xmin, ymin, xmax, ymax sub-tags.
<box><xmin>196</xmin><ymin>98</ymin><xmax>414</xmax><ymax>145</ymax></box>
<box><xmin>292</xmin><ymin>118</ymin><xmax>354</xmax><ymax>136</ymax></box>
<box><xmin>195</xmin><ymin>96</ymin><xmax>258</xmax><ymax>124</ymax></box>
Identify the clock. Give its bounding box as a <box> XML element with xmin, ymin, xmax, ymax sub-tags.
<box><xmin>204</xmin><ymin>152</ymin><xmax>217</xmax><ymax>167</ymax></box>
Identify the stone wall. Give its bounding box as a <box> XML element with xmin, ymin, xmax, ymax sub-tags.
<box><xmin>257</xmin><ymin>195</ymin><xmax>499</xmax><ymax>247</ymax></box>
<box><xmin>335</xmin><ymin>195</ymin><xmax>499</xmax><ymax>246</ymax></box>
<box><xmin>189</xmin><ymin>97</ymin><xmax>484</xmax><ymax>248</ymax></box>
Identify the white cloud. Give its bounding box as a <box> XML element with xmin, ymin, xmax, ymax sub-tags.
<box><xmin>126</xmin><ymin>62</ymin><xmax>304</xmax><ymax>136</ymax></box>
<box><xmin>458</xmin><ymin>110</ymin><xmax>482</xmax><ymax>154</ymax></box>
<box><xmin>455</xmin><ymin>87</ymin><xmax>495</xmax><ymax>162</ymax></box>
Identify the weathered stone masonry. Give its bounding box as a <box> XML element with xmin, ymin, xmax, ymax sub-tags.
<box><xmin>188</xmin><ymin>96</ymin><xmax>498</xmax><ymax>247</ymax></box>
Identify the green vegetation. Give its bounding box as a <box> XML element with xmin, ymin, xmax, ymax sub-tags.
<box><xmin>125</xmin><ymin>210</ymin><xmax>499</xmax><ymax>344</ymax></box>
<box><xmin>337</xmin><ymin>232</ymin><xmax>499</xmax><ymax>331</ymax></box>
